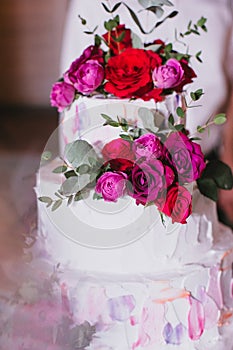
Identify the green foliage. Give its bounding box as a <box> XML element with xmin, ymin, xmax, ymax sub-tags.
<box><xmin>213</xmin><ymin>113</ymin><xmax>227</xmax><ymax>125</ymax></box>
<box><xmin>176</xmin><ymin>107</ymin><xmax>185</xmax><ymax>118</ymax></box>
<box><xmin>190</xmin><ymin>89</ymin><xmax>204</xmax><ymax>101</ymax></box>
<box><xmin>52</xmin><ymin>165</ymin><xmax>67</xmax><ymax>174</ymax></box>
<box><xmin>64</xmin><ymin>140</ymin><xmax>98</xmax><ymax>168</ymax></box>
<box><xmin>197</xmin><ymin>160</ymin><xmax>233</xmax><ymax>201</ymax></box>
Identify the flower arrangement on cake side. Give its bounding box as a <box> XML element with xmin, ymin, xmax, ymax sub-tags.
<box><xmin>40</xmin><ymin>1</ymin><xmax>233</xmax><ymax>224</ymax></box>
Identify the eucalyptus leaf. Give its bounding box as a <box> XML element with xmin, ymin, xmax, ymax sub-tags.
<box><xmin>52</xmin><ymin>199</ymin><xmax>63</xmax><ymax>211</ymax></box>
<box><xmin>61</xmin><ymin>174</ymin><xmax>90</xmax><ymax>196</ymax></box>
<box><xmin>145</xmin><ymin>6</ymin><xmax>164</xmax><ymax>18</ymax></box>
<box><xmin>65</xmin><ymin>170</ymin><xmax>77</xmax><ymax>178</ymax></box>
<box><xmin>131</xmin><ymin>32</ymin><xmax>143</xmax><ymax>48</ymax></box>
<box><xmin>53</xmin><ymin>165</ymin><xmax>67</xmax><ymax>174</ymax></box>
<box><xmin>176</xmin><ymin>107</ymin><xmax>185</xmax><ymax>118</ymax></box>
<box><xmin>41</xmin><ymin>151</ymin><xmax>52</xmax><ymax>161</ymax></box>
<box><xmin>138</xmin><ymin>107</ymin><xmax>159</xmax><ymax>132</ymax></box>
<box><xmin>197</xmin><ymin>125</ymin><xmax>205</xmax><ymax>133</ymax></box>
<box><xmin>65</xmin><ymin>140</ymin><xmax>97</xmax><ymax>168</ymax></box>
<box><xmin>38</xmin><ymin>196</ymin><xmax>52</xmax><ymax>205</ymax></box>
<box><xmin>213</xmin><ymin>113</ymin><xmax>226</xmax><ymax>125</ymax></box>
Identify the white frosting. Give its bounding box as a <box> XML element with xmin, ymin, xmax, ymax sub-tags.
<box><xmin>35</xmin><ymin>96</ymin><xmax>233</xmax><ymax>349</ymax></box>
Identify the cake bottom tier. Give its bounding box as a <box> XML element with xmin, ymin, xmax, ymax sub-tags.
<box><xmin>1</xmin><ymin>257</ymin><xmax>233</xmax><ymax>350</ymax></box>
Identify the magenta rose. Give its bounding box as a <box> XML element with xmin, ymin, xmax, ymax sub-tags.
<box><xmin>64</xmin><ymin>45</ymin><xmax>104</xmax><ymax>94</ymax></box>
<box><xmin>50</xmin><ymin>81</ymin><xmax>75</xmax><ymax>112</ymax></box>
<box><xmin>127</xmin><ymin>159</ymin><xmax>165</xmax><ymax>205</ymax></box>
<box><xmin>157</xmin><ymin>184</ymin><xmax>192</xmax><ymax>224</ymax></box>
<box><xmin>95</xmin><ymin>172</ymin><xmax>127</xmax><ymax>202</ymax></box>
<box><xmin>133</xmin><ymin>133</ymin><xmax>164</xmax><ymax>160</ymax></box>
<box><xmin>164</xmin><ymin>132</ymin><xmax>206</xmax><ymax>183</ymax></box>
<box><xmin>164</xmin><ymin>164</ymin><xmax>175</xmax><ymax>187</ymax></box>
<box><xmin>153</xmin><ymin>58</ymin><xmax>184</xmax><ymax>89</ymax></box>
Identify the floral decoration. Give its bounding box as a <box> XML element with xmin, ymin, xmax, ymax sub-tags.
<box><xmin>42</xmin><ymin>1</ymin><xmax>233</xmax><ymax>224</ymax></box>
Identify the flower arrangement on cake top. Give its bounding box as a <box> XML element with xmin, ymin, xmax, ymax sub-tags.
<box><xmin>40</xmin><ymin>1</ymin><xmax>233</xmax><ymax>224</ymax></box>
<box><xmin>50</xmin><ymin>1</ymin><xmax>200</xmax><ymax>111</ymax></box>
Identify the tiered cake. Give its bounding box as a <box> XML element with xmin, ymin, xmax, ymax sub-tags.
<box><xmin>35</xmin><ymin>1</ymin><xmax>233</xmax><ymax>348</ymax></box>
<box><xmin>36</xmin><ymin>96</ymin><xmax>233</xmax><ymax>349</ymax></box>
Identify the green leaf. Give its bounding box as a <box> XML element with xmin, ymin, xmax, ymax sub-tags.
<box><xmin>41</xmin><ymin>151</ymin><xmax>52</xmax><ymax>161</ymax></box>
<box><xmin>176</xmin><ymin>107</ymin><xmax>185</xmax><ymax>118</ymax></box>
<box><xmin>138</xmin><ymin>107</ymin><xmax>159</xmax><ymax>133</ymax></box>
<box><xmin>168</xmin><ymin>113</ymin><xmax>174</xmax><ymax>126</ymax></box>
<box><xmin>67</xmin><ymin>195</ymin><xmax>73</xmax><ymax>206</ymax></box>
<box><xmin>213</xmin><ymin>113</ymin><xmax>227</xmax><ymax>125</ymax></box>
<box><xmin>164</xmin><ymin>43</ymin><xmax>172</xmax><ymax>52</ymax></box>
<box><xmin>52</xmin><ymin>199</ymin><xmax>62</xmax><ymax>211</ymax></box>
<box><xmin>195</xmin><ymin>51</ymin><xmax>203</xmax><ymax>63</ymax></box>
<box><xmin>111</xmin><ymin>2</ymin><xmax>122</xmax><ymax>12</ymax></box>
<box><xmin>123</xmin><ymin>4</ymin><xmax>147</xmax><ymax>34</ymax></box>
<box><xmin>104</xmin><ymin>120</ymin><xmax>120</xmax><ymax>127</ymax></box>
<box><xmin>55</xmin><ymin>192</ymin><xmax>63</xmax><ymax>199</ymax></box>
<box><xmin>94</xmin><ymin>34</ymin><xmax>102</xmax><ymax>46</ymax></box>
<box><xmin>64</xmin><ymin>170</ymin><xmax>77</xmax><ymax>179</ymax></box>
<box><xmin>84</xmin><ymin>25</ymin><xmax>98</xmax><ymax>35</ymax></box>
<box><xmin>145</xmin><ymin>6</ymin><xmax>164</xmax><ymax>18</ymax></box>
<box><xmin>201</xmin><ymin>160</ymin><xmax>233</xmax><ymax>190</ymax></box>
<box><xmin>38</xmin><ymin>196</ymin><xmax>52</xmax><ymax>205</ymax></box>
<box><xmin>53</xmin><ymin>165</ymin><xmax>67</xmax><ymax>173</ymax></box>
<box><xmin>64</xmin><ymin>139</ymin><xmax>97</xmax><ymax>168</ymax></box>
<box><xmin>61</xmin><ymin>175</ymin><xmax>90</xmax><ymax>196</ymax></box>
<box><xmin>190</xmin><ymin>88</ymin><xmax>204</xmax><ymax>101</ymax></box>
<box><xmin>131</xmin><ymin>32</ymin><xmax>143</xmax><ymax>48</ymax></box>
<box><xmin>77</xmin><ymin>164</ymin><xmax>90</xmax><ymax>174</ymax></box>
<box><xmin>120</xmin><ymin>134</ymin><xmax>132</xmax><ymax>141</ymax></box>
<box><xmin>174</xmin><ymin>124</ymin><xmax>185</xmax><ymax>131</ymax></box>
<box><xmin>197</xmin><ymin>125</ymin><xmax>205</xmax><ymax>133</ymax></box>
<box><xmin>104</xmin><ymin>19</ymin><xmax>118</xmax><ymax>31</ymax></box>
<box><xmin>78</xmin><ymin>15</ymin><xmax>87</xmax><ymax>25</ymax></box>
<box><xmin>197</xmin><ymin>178</ymin><xmax>218</xmax><ymax>201</ymax></box>
<box><xmin>93</xmin><ymin>192</ymin><xmax>103</xmax><ymax>200</ymax></box>
<box><xmin>197</xmin><ymin>16</ymin><xmax>207</xmax><ymax>27</ymax></box>
<box><xmin>112</xmin><ymin>31</ymin><xmax>125</xmax><ymax>42</ymax></box>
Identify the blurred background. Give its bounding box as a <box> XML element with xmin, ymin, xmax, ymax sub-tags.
<box><xmin>0</xmin><ymin>0</ymin><xmax>67</xmax><ymax>289</ymax></box>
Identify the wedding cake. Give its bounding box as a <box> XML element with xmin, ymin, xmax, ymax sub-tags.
<box><xmin>35</xmin><ymin>2</ymin><xmax>233</xmax><ymax>349</ymax></box>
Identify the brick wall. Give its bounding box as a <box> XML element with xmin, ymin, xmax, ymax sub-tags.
<box><xmin>0</xmin><ymin>0</ymin><xmax>68</xmax><ymax>106</ymax></box>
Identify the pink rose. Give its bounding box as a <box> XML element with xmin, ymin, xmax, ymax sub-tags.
<box><xmin>50</xmin><ymin>81</ymin><xmax>75</xmax><ymax>112</ymax></box>
<box><xmin>153</xmin><ymin>58</ymin><xmax>184</xmax><ymax>89</ymax></box>
<box><xmin>157</xmin><ymin>184</ymin><xmax>192</xmax><ymax>224</ymax></box>
<box><xmin>165</xmin><ymin>132</ymin><xmax>206</xmax><ymax>183</ymax></box>
<box><xmin>65</xmin><ymin>45</ymin><xmax>104</xmax><ymax>94</ymax></box>
<box><xmin>133</xmin><ymin>133</ymin><xmax>164</xmax><ymax>160</ymax></box>
<box><xmin>95</xmin><ymin>172</ymin><xmax>127</xmax><ymax>202</ymax></box>
<box><xmin>127</xmin><ymin>159</ymin><xmax>165</xmax><ymax>205</ymax></box>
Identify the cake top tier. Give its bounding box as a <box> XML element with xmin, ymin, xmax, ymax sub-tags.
<box><xmin>50</xmin><ymin>0</ymin><xmax>205</xmax><ymax>112</ymax></box>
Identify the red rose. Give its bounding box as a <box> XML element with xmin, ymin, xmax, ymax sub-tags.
<box><xmin>140</xmin><ymin>88</ymin><xmax>164</xmax><ymax>102</ymax></box>
<box><xmin>102</xmin><ymin>138</ymin><xmax>135</xmax><ymax>160</ymax></box>
<box><xmin>105</xmin><ymin>48</ymin><xmax>154</xmax><ymax>99</ymax></box>
<box><xmin>103</xmin><ymin>24</ymin><xmax>132</xmax><ymax>55</ymax></box>
<box><xmin>102</xmin><ymin>138</ymin><xmax>135</xmax><ymax>172</ymax></box>
<box><xmin>174</xmin><ymin>59</ymin><xmax>197</xmax><ymax>92</ymax></box>
<box><xmin>146</xmin><ymin>50</ymin><xmax>162</xmax><ymax>70</ymax></box>
<box><xmin>156</xmin><ymin>184</ymin><xmax>192</xmax><ymax>224</ymax></box>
